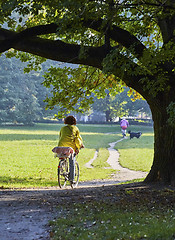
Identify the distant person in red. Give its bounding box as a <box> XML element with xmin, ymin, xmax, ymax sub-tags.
<box><xmin>120</xmin><ymin>118</ymin><xmax>129</xmax><ymax>137</ymax></box>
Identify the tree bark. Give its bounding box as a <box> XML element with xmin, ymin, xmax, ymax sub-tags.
<box><xmin>144</xmin><ymin>93</ymin><xmax>175</xmax><ymax>186</ymax></box>
<box><xmin>0</xmin><ymin>28</ymin><xmax>109</xmax><ymax>69</ymax></box>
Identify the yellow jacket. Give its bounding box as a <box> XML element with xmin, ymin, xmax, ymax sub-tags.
<box><xmin>58</xmin><ymin>125</ymin><xmax>83</xmax><ymax>151</ymax></box>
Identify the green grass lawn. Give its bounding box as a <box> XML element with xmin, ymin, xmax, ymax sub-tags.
<box><xmin>0</xmin><ymin>123</ymin><xmax>154</xmax><ymax>188</ymax></box>
<box><xmin>116</xmin><ymin>128</ymin><xmax>154</xmax><ymax>172</ymax></box>
<box><xmin>0</xmin><ymin>123</ymin><xmax>122</xmax><ymax>188</ymax></box>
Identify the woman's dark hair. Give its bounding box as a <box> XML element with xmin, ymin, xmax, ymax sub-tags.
<box><xmin>64</xmin><ymin>115</ymin><xmax>76</xmax><ymax>125</ymax></box>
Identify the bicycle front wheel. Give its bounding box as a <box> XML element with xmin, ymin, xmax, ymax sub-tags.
<box><xmin>70</xmin><ymin>161</ymin><xmax>79</xmax><ymax>189</ymax></box>
<box><xmin>58</xmin><ymin>159</ymin><xmax>69</xmax><ymax>188</ymax></box>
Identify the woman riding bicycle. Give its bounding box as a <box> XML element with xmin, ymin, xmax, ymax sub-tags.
<box><xmin>58</xmin><ymin>115</ymin><xmax>84</xmax><ymax>183</ymax></box>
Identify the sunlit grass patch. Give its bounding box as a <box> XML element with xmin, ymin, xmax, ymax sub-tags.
<box><xmin>116</xmin><ymin>132</ymin><xmax>154</xmax><ymax>172</ymax></box>
<box><xmin>0</xmin><ymin>124</ymin><xmax>154</xmax><ymax>188</ymax></box>
<box><xmin>0</xmin><ymin>124</ymin><xmax>121</xmax><ymax>188</ymax></box>
<box><xmin>92</xmin><ymin>148</ymin><xmax>110</xmax><ymax>168</ymax></box>
<box><xmin>119</xmin><ymin>148</ymin><xmax>153</xmax><ymax>172</ymax></box>
<box><xmin>0</xmin><ymin>141</ymin><xmax>58</xmax><ymax>188</ymax></box>
<box><xmin>78</xmin><ymin>148</ymin><xmax>116</xmax><ymax>181</ymax></box>
<box><xmin>82</xmin><ymin>132</ymin><xmax>121</xmax><ymax>149</ymax></box>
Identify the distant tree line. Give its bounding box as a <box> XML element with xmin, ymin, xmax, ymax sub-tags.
<box><xmin>0</xmin><ymin>55</ymin><xmax>58</xmax><ymax>125</ymax></box>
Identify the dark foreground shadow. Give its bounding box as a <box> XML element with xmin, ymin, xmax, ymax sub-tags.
<box><xmin>0</xmin><ymin>182</ymin><xmax>174</xmax><ymax>240</ymax></box>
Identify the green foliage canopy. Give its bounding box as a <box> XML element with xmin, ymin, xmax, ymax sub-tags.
<box><xmin>0</xmin><ymin>0</ymin><xmax>165</xmax><ymax>117</ymax></box>
<box><xmin>0</xmin><ymin>1</ymin><xmax>174</xmax><ymax>120</ymax></box>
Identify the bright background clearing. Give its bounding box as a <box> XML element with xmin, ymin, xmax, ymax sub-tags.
<box><xmin>0</xmin><ymin>123</ymin><xmax>153</xmax><ymax>188</ymax></box>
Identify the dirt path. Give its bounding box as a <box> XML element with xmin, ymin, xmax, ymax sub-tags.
<box><xmin>106</xmin><ymin>138</ymin><xmax>147</xmax><ymax>181</ymax></box>
<box><xmin>0</xmin><ymin>189</ymin><xmax>56</xmax><ymax>240</ymax></box>
<box><xmin>84</xmin><ymin>137</ymin><xmax>147</xmax><ymax>183</ymax></box>
<box><xmin>0</xmin><ymin>136</ymin><xmax>147</xmax><ymax>240</ymax></box>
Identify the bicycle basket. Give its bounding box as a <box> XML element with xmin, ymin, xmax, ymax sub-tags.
<box><xmin>52</xmin><ymin>146</ymin><xmax>74</xmax><ymax>158</ymax></box>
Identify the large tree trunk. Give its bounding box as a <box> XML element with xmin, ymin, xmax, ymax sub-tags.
<box><xmin>144</xmin><ymin>96</ymin><xmax>175</xmax><ymax>185</ymax></box>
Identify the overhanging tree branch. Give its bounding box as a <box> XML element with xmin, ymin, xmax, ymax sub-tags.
<box><xmin>0</xmin><ymin>24</ymin><xmax>58</xmax><ymax>53</ymax></box>
<box><xmin>0</xmin><ymin>18</ymin><xmax>147</xmax><ymax>61</ymax></box>
<box><xmin>0</xmin><ymin>26</ymin><xmax>156</xmax><ymax>97</ymax></box>
<box><xmin>0</xmin><ymin>24</ymin><xmax>162</xmax><ymax>99</ymax></box>
<box><xmin>0</xmin><ymin>28</ymin><xmax>111</xmax><ymax>68</ymax></box>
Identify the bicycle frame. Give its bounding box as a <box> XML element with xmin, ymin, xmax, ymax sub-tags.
<box><xmin>57</xmin><ymin>155</ymin><xmax>79</xmax><ymax>188</ymax></box>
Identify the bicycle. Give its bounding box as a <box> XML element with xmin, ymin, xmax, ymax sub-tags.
<box><xmin>52</xmin><ymin>146</ymin><xmax>81</xmax><ymax>188</ymax></box>
<box><xmin>57</xmin><ymin>154</ymin><xmax>79</xmax><ymax>189</ymax></box>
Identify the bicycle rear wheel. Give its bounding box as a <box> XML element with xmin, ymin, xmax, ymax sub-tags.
<box><xmin>70</xmin><ymin>161</ymin><xmax>79</xmax><ymax>189</ymax></box>
<box><xmin>58</xmin><ymin>159</ymin><xmax>69</xmax><ymax>188</ymax></box>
